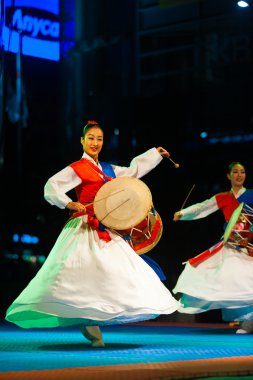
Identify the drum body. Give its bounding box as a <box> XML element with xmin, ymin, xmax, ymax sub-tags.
<box><xmin>224</xmin><ymin>202</ymin><xmax>253</xmax><ymax>256</ymax></box>
<box><xmin>112</xmin><ymin>208</ymin><xmax>163</xmax><ymax>255</ymax></box>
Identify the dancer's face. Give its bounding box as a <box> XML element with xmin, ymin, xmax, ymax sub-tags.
<box><xmin>227</xmin><ymin>164</ymin><xmax>246</xmax><ymax>188</ymax></box>
<box><xmin>81</xmin><ymin>127</ymin><xmax>104</xmax><ymax>163</ymax></box>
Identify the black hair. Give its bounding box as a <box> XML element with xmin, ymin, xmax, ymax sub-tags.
<box><xmin>82</xmin><ymin>120</ymin><xmax>103</xmax><ymax>137</ymax></box>
<box><xmin>227</xmin><ymin>161</ymin><xmax>245</xmax><ymax>174</ymax></box>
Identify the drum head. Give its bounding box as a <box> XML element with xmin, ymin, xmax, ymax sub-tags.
<box><xmin>223</xmin><ymin>202</ymin><xmax>244</xmax><ymax>243</ymax></box>
<box><xmin>94</xmin><ymin>177</ymin><xmax>152</xmax><ymax>230</ymax></box>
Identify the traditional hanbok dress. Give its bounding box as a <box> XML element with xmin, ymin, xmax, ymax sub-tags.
<box><xmin>6</xmin><ymin>148</ymin><xmax>180</xmax><ymax>328</ymax></box>
<box><xmin>173</xmin><ymin>187</ymin><xmax>253</xmax><ymax>322</ymax></box>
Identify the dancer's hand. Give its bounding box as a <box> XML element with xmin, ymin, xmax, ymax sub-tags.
<box><xmin>66</xmin><ymin>201</ymin><xmax>86</xmax><ymax>212</ymax></box>
<box><xmin>173</xmin><ymin>211</ymin><xmax>182</xmax><ymax>222</ymax></box>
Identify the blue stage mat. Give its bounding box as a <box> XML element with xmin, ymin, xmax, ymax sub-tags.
<box><xmin>0</xmin><ymin>321</ymin><xmax>252</xmax><ymax>373</ymax></box>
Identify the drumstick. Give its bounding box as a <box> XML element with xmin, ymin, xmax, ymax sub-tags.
<box><xmin>180</xmin><ymin>184</ymin><xmax>195</xmax><ymax>210</ymax></box>
<box><xmin>100</xmin><ymin>198</ymin><xmax>130</xmax><ymax>223</ymax></box>
<box><xmin>164</xmin><ymin>156</ymin><xmax>180</xmax><ymax>169</ymax></box>
<box><xmin>84</xmin><ymin>189</ymin><xmax>125</xmax><ymax>208</ymax></box>
<box><xmin>158</xmin><ymin>148</ymin><xmax>179</xmax><ymax>168</ymax></box>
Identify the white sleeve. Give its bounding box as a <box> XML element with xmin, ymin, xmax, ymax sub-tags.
<box><xmin>180</xmin><ymin>195</ymin><xmax>219</xmax><ymax>220</ymax></box>
<box><xmin>44</xmin><ymin>166</ymin><xmax>82</xmax><ymax>209</ymax></box>
<box><xmin>112</xmin><ymin>148</ymin><xmax>163</xmax><ymax>178</ymax></box>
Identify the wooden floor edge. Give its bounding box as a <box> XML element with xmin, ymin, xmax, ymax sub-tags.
<box><xmin>1</xmin><ymin>355</ymin><xmax>253</xmax><ymax>380</ymax></box>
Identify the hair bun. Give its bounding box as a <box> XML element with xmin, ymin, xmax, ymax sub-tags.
<box><xmin>87</xmin><ymin>120</ymin><xmax>99</xmax><ymax>125</ymax></box>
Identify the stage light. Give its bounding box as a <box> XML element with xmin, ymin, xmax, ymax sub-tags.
<box><xmin>12</xmin><ymin>233</ymin><xmax>39</xmax><ymax>244</ymax></box>
<box><xmin>208</xmin><ymin>133</ymin><xmax>253</xmax><ymax>145</ymax></box>
<box><xmin>21</xmin><ymin>234</ymin><xmax>39</xmax><ymax>244</ymax></box>
<box><xmin>237</xmin><ymin>1</ymin><xmax>250</xmax><ymax>7</ymax></box>
<box><xmin>13</xmin><ymin>233</ymin><xmax>19</xmax><ymax>243</ymax></box>
<box><xmin>200</xmin><ymin>131</ymin><xmax>208</xmax><ymax>139</ymax></box>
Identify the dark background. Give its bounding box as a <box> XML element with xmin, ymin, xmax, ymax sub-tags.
<box><xmin>1</xmin><ymin>0</ymin><xmax>253</xmax><ymax>322</ymax></box>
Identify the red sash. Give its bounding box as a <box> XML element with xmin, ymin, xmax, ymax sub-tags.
<box><xmin>187</xmin><ymin>191</ymin><xmax>240</xmax><ymax>266</ymax></box>
<box><xmin>188</xmin><ymin>241</ymin><xmax>224</xmax><ymax>267</ymax></box>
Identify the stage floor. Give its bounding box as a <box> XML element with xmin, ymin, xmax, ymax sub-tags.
<box><xmin>0</xmin><ymin>320</ymin><xmax>253</xmax><ymax>379</ymax></box>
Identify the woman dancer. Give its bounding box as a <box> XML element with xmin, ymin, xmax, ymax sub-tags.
<box><xmin>173</xmin><ymin>161</ymin><xmax>253</xmax><ymax>334</ymax></box>
<box><xmin>6</xmin><ymin>120</ymin><xmax>180</xmax><ymax>347</ymax></box>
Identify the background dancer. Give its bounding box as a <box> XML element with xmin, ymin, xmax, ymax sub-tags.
<box><xmin>173</xmin><ymin>161</ymin><xmax>253</xmax><ymax>334</ymax></box>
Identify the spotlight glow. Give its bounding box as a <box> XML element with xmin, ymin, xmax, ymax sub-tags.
<box><xmin>200</xmin><ymin>131</ymin><xmax>208</xmax><ymax>139</ymax></box>
<box><xmin>237</xmin><ymin>1</ymin><xmax>249</xmax><ymax>7</ymax></box>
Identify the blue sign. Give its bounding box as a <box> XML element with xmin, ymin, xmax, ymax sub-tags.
<box><xmin>3</xmin><ymin>0</ymin><xmax>60</xmax><ymax>61</ymax></box>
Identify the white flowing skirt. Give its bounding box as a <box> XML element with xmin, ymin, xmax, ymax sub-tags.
<box><xmin>6</xmin><ymin>217</ymin><xmax>180</xmax><ymax>328</ymax></box>
<box><xmin>173</xmin><ymin>244</ymin><xmax>253</xmax><ymax>321</ymax></box>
